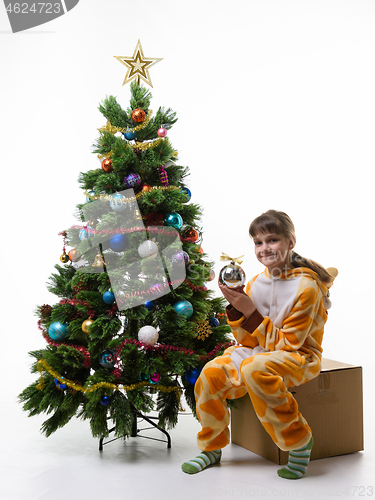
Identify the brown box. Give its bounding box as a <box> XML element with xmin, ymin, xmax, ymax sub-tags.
<box><xmin>231</xmin><ymin>358</ymin><xmax>364</xmax><ymax>464</ymax></box>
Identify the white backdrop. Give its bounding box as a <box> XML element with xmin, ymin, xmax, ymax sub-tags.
<box><xmin>0</xmin><ymin>0</ymin><xmax>373</xmax><ymax>463</ymax></box>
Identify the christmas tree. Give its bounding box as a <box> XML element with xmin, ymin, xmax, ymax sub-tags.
<box><xmin>19</xmin><ymin>43</ymin><xmax>234</xmax><ymax>444</ymax></box>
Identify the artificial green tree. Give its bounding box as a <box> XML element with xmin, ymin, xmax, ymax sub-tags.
<box><xmin>19</xmin><ymin>79</ymin><xmax>234</xmax><ymax>443</ymax></box>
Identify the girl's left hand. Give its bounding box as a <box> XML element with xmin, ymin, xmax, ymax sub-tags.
<box><xmin>219</xmin><ymin>284</ymin><xmax>256</xmax><ymax>318</ymax></box>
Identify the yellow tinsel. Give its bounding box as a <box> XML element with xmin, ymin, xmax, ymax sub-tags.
<box><xmin>84</xmin><ymin>185</ymin><xmax>180</xmax><ymax>203</ymax></box>
<box><xmin>98</xmin><ymin>112</ymin><xmax>153</xmax><ymax>135</ymax></box>
<box><xmin>36</xmin><ymin>359</ymin><xmax>182</xmax><ymax>396</ymax></box>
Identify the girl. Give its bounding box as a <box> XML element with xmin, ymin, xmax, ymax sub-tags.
<box><xmin>182</xmin><ymin>210</ymin><xmax>338</xmax><ymax>479</ymax></box>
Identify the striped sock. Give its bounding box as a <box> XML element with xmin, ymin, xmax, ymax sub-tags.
<box><xmin>277</xmin><ymin>436</ymin><xmax>314</xmax><ymax>479</ymax></box>
<box><xmin>181</xmin><ymin>450</ymin><xmax>222</xmax><ymax>474</ymax></box>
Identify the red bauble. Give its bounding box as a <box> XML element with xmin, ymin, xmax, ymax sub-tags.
<box><xmin>184</xmin><ymin>228</ymin><xmax>199</xmax><ymax>243</ymax></box>
<box><xmin>101</xmin><ymin>158</ymin><xmax>113</xmax><ymax>173</ymax></box>
<box><xmin>131</xmin><ymin>108</ymin><xmax>146</xmax><ymax>123</ymax></box>
<box><xmin>142</xmin><ymin>184</ymin><xmax>153</xmax><ymax>192</ymax></box>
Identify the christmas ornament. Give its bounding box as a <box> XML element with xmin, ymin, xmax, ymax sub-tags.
<box><xmin>68</xmin><ymin>249</ymin><xmax>80</xmax><ymax>262</ymax></box>
<box><xmin>99</xmin><ymin>350</ymin><xmax>116</xmax><ymax>368</ymax></box>
<box><xmin>110</xmin><ymin>193</ymin><xmax>127</xmax><ymax>212</ymax></box>
<box><xmin>185</xmin><ymin>367</ymin><xmax>202</xmax><ymax>385</ymax></box>
<box><xmin>86</xmin><ymin>190</ymin><xmax>95</xmax><ymax>202</ymax></box>
<box><xmin>109</xmin><ymin>234</ymin><xmax>128</xmax><ymax>252</ymax></box>
<box><xmin>48</xmin><ymin>322</ymin><xmax>68</xmax><ymax>341</ymax></box>
<box><xmin>145</xmin><ymin>301</ymin><xmax>155</xmax><ymax>311</ymax></box>
<box><xmin>210</xmin><ymin>317</ymin><xmax>220</xmax><ymax>328</ymax></box>
<box><xmin>150</xmin><ymin>372</ymin><xmax>161</xmax><ymax>384</ymax></box>
<box><xmin>79</xmin><ymin>226</ymin><xmax>93</xmax><ymax>240</ymax></box>
<box><xmin>54</xmin><ymin>377</ymin><xmax>67</xmax><ymax>390</ymax></box>
<box><xmin>114</xmin><ymin>39</ymin><xmax>163</xmax><ymax>88</ymax></box>
<box><xmin>142</xmin><ymin>184</ymin><xmax>153</xmax><ymax>192</ymax></box>
<box><xmin>124</xmin><ymin>129</ymin><xmax>136</xmax><ymax>140</ymax></box>
<box><xmin>172</xmin><ymin>251</ymin><xmax>189</xmax><ymax>266</ymax></box>
<box><xmin>103</xmin><ymin>291</ymin><xmax>115</xmax><ymax>304</ymax></box>
<box><xmin>195</xmin><ymin>318</ymin><xmax>213</xmax><ymax>341</ymax></box>
<box><xmin>40</xmin><ymin>304</ymin><xmax>53</xmax><ymax>317</ymax></box>
<box><xmin>138</xmin><ymin>240</ymin><xmax>158</xmax><ymax>259</ymax></box>
<box><xmin>157</xmin><ymin>127</ymin><xmax>167</xmax><ymax>137</ymax></box>
<box><xmin>101</xmin><ymin>158</ymin><xmax>113</xmax><ymax>173</ymax></box>
<box><xmin>219</xmin><ymin>254</ymin><xmax>246</xmax><ymax>289</ymax></box>
<box><xmin>124</xmin><ymin>172</ymin><xmax>141</xmax><ymax>188</ymax></box>
<box><xmin>60</xmin><ymin>253</ymin><xmax>69</xmax><ymax>263</ymax></box>
<box><xmin>173</xmin><ymin>300</ymin><xmax>193</xmax><ymax>319</ymax></box>
<box><xmin>100</xmin><ymin>395</ymin><xmax>110</xmax><ymax>406</ymax></box>
<box><xmin>184</xmin><ymin>228</ymin><xmax>199</xmax><ymax>243</ymax></box>
<box><xmin>82</xmin><ymin>319</ymin><xmax>94</xmax><ymax>334</ymax></box>
<box><xmin>207</xmin><ymin>269</ymin><xmax>215</xmax><ymax>282</ymax></box>
<box><xmin>138</xmin><ymin>325</ymin><xmax>159</xmax><ymax>345</ymax></box>
<box><xmin>163</xmin><ymin>212</ymin><xmax>183</xmax><ymax>229</ymax></box>
<box><xmin>92</xmin><ymin>252</ymin><xmax>106</xmax><ymax>268</ymax></box>
<box><xmin>158</xmin><ymin>165</ymin><xmax>169</xmax><ymax>186</ymax></box>
<box><xmin>181</xmin><ymin>187</ymin><xmax>192</xmax><ymax>202</ymax></box>
<box><xmin>131</xmin><ymin>108</ymin><xmax>146</xmax><ymax>123</ymax></box>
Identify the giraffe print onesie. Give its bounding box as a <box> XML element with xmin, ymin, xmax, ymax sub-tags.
<box><xmin>195</xmin><ymin>266</ymin><xmax>338</xmax><ymax>452</ymax></box>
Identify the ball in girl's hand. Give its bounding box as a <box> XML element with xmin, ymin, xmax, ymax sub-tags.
<box><xmin>219</xmin><ymin>263</ymin><xmax>246</xmax><ymax>289</ymax></box>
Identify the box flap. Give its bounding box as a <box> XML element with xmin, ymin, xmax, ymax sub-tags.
<box><xmin>322</xmin><ymin>358</ymin><xmax>361</xmax><ymax>371</ymax></box>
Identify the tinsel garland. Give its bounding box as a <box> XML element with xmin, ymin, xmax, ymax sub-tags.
<box><xmin>36</xmin><ymin>359</ymin><xmax>182</xmax><ymax>397</ymax></box>
<box><xmin>98</xmin><ymin>114</ymin><xmax>153</xmax><ymax>135</ymax></box>
<box><xmin>84</xmin><ymin>185</ymin><xmax>180</xmax><ymax>203</ymax></box>
<box><xmin>115</xmin><ymin>338</ymin><xmax>235</xmax><ymax>364</ymax></box>
<box><xmin>38</xmin><ymin>321</ymin><xmax>91</xmax><ymax>368</ymax></box>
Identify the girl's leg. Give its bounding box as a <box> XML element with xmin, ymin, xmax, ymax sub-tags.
<box><xmin>240</xmin><ymin>351</ymin><xmax>317</xmax><ymax>478</ymax></box>
<box><xmin>182</xmin><ymin>349</ymin><xmax>247</xmax><ymax>474</ymax></box>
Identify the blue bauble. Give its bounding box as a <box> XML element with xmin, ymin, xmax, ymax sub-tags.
<box><xmin>103</xmin><ymin>291</ymin><xmax>115</xmax><ymax>304</ymax></box>
<box><xmin>110</xmin><ymin>193</ymin><xmax>127</xmax><ymax>213</ymax></box>
<box><xmin>99</xmin><ymin>349</ymin><xmax>116</xmax><ymax>368</ymax></box>
<box><xmin>86</xmin><ymin>190</ymin><xmax>95</xmax><ymax>203</ymax></box>
<box><xmin>48</xmin><ymin>321</ymin><xmax>69</xmax><ymax>341</ymax></box>
<box><xmin>185</xmin><ymin>367</ymin><xmax>202</xmax><ymax>385</ymax></box>
<box><xmin>100</xmin><ymin>395</ymin><xmax>110</xmax><ymax>406</ymax></box>
<box><xmin>181</xmin><ymin>187</ymin><xmax>192</xmax><ymax>202</ymax></box>
<box><xmin>54</xmin><ymin>377</ymin><xmax>67</xmax><ymax>390</ymax></box>
<box><xmin>124</xmin><ymin>129</ymin><xmax>136</xmax><ymax>140</ymax></box>
<box><xmin>109</xmin><ymin>234</ymin><xmax>128</xmax><ymax>252</ymax></box>
<box><xmin>163</xmin><ymin>212</ymin><xmax>183</xmax><ymax>230</ymax></box>
<box><xmin>145</xmin><ymin>301</ymin><xmax>155</xmax><ymax>311</ymax></box>
<box><xmin>79</xmin><ymin>226</ymin><xmax>94</xmax><ymax>240</ymax></box>
<box><xmin>210</xmin><ymin>317</ymin><xmax>220</xmax><ymax>328</ymax></box>
<box><xmin>173</xmin><ymin>300</ymin><xmax>193</xmax><ymax>319</ymax></box>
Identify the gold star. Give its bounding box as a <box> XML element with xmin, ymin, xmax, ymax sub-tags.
<box><xmin>114</xmin><ymin>40</ymin><xmax>163</xmax><ymax>88</ymax></box>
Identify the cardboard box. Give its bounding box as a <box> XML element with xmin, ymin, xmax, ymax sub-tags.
<box><xmin>230</xmin><ymin>358</ymin><xmax>363</xmax><ymax>464</ymax></box>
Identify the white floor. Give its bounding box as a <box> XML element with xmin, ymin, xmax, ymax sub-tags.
<box><xmin>2</xmin><ymin>389</ymin><xmax>374</xmax><ymax>500</ymax></box>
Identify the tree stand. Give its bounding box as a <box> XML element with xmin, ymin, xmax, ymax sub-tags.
<box><xmin>99</xmin><ymin>405</ymin><xmax>171</xmax><ymax>451</ymax></box>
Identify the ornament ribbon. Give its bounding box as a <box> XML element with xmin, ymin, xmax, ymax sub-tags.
<box><xmin>220</xmin><ymin>253</ymin><xmax>244</xmax><ymax>265</ymax></box>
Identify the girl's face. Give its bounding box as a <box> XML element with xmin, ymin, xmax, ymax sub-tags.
<box><xmin>253</xmin><ymin>232</ymin><xmax>294</xmax><ymax>276</ymax></box>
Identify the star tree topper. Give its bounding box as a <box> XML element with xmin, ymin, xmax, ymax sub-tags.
<box><xmin>114</xmin><ymin>40</ymin><xmax>163</xmax><ymax>88</ymax></box>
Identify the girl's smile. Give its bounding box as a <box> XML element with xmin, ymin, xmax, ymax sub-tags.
<box><xmin>253</xmin><ymin>232</ymin><xmax>295</xmax><ymax>275</ymax></box>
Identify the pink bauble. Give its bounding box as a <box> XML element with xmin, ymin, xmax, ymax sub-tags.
<box><xmin>157</xmin><ymin>127</ymin><xmax>168</xmax><ymax>138</ymax></box>
<box><xmin>150</xmin><ymin>372</ymin><xmax>161</xmax><ymax>383</ymax></box>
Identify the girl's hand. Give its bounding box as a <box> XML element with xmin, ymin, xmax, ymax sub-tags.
<box><xmin>219</xmin><ymin>284</ymin><xmax>256</xmax><ymax>318</ymax></box>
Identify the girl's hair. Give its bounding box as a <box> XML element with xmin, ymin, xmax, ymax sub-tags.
<box><xmin>249</xmin><ymin>210</ymin><xmax>333</xmax><ymax>283</ymax></box>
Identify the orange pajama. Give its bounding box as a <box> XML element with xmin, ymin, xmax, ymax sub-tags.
<box><xmin>195</xmin><ymin>347</ymin><xmax>319</xmax><ymax>451</ymax></box>
<box><xmin>195</xmin><ymin>266</ymin><xmax>338</xmax><ymax>452</ymax></box>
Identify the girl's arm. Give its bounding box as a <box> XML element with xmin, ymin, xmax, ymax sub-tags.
<box><xmin>225</xmin><ymin>280</ymin><xmax>324</xmax><ymax>352</ymax></box>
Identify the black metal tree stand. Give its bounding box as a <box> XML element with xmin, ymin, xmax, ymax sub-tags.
<box><xmin>99</xmin><ymin>404</ymin><xmax>171</xmax><ymax>451</ymax></box>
